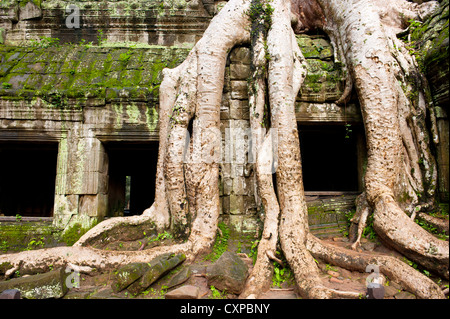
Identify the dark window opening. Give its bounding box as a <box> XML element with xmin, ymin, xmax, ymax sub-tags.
<box><xmin>0</xmin><ymin>142</ymin><xmax>58</xmax><ymax>217</ymax></box>
<box><xmin>298</xmin><ymin>124</ymin><xmax>359</xmax><ymax>192</ymax></box>
<box><xmin>105</xmin><ymin>142</ymin><xmax>158</xmax><ymax>216</ymax></box>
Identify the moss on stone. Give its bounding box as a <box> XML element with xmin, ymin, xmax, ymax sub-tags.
<box><xmin>0</xmin><ymin>44</ymin><xmax>191</xmax><ymax>106</ymax></box>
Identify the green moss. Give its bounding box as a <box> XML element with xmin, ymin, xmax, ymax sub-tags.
<box><xmin>61</xmin><ymin>221</ymin><xmax>98</xmax><ymax>246</ymax></box>
<box><xmin>0</xmin><ymin>221</ymin><xmax>62</xmax><ymax>253</ymax></box>
<box><xmin>1</xmin><ymin>44</ymin><xmax>190</xmax><ymax>106</ymax></box>
<box><xmin>19</xmin><ymin>0</ymin><xmax>41</xmax><ymax>8</ymax></box>
<box><xmin>204</xmin><ymin>222</ymin><xmax>230</xmax><ymax>262</ymax></box>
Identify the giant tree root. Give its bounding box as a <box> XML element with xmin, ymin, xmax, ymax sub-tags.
<box><xmin>306</xmin><ymin>233</ymin><xmax>445</xmax><ymax>299</ymax></box>
<box><xmin>0</xmin><ymin>0</ymin><xmax>448</xmax><ymax>300</ymax></box>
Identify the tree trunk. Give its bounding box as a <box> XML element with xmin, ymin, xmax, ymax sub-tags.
<box><xmin>1</xmin><ymin>0</ymin><xmax>447</xmax><ymax>299</ymax></box>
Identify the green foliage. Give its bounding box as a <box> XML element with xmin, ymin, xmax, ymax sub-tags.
<box><xmin>29</xmin><ymin>36</ymin><xmax>60</xmax><ymax>49</ymax></box>
<box><xmin>97</xmin><ymin>29</ymin><xmax>105</xmax><ymax>46</ymax></box>
<box><xmin>341</xmin><ymin>209</ymin><xmax>356</xmax><ymax>237</ymax></box>
<box><xmin>363</xmin><ymin>214</ymin><xmax>377</xmax><ymax>240</ymax></box>
<box><xmin>0</xmin><ymin>240</ymin><xmax>9</xmax><ymax>252</ymax></box>
<box><xmin>248</xmin><ymin>239</ymin><xmax>260</xmax><ymax>264</ymax></box>
<box><xmin>209</xmin><ymin>285</ymin><xmax>227</xmax><ymax>299</ymax></box>
<box><xmin>119</xmin><ymin>49</ymin><xmax>133</xmax><ymax>65</ymax></box>
<box><xmin>414</xmin><ymin>218</ymin><xmax>449</xmax><ymax>241</ymax></box>
<box><xmin>148</xmin><ymin>230</ymin><xmax>173</xmax><ymax>242</ymax></box>
<box><xmin>272</xmin><ymin>260</ymin><xmax>294</xmax><ymax>288</ymax></box>
<box><xmin>204</xmin><ymin>222</ymin><xmax>230</xmax><ymax>262</ymax></box>
<box><xmin>26</xmin><ymin>237</ymin><xmax>45</xmax><ymax>250</ymax></box>
<box><xmin>61</xmin><ymin>222</ymin><xmax>97</xmax><ymax>246</ymax></box>
<box><xmin>344</xmin><ymin>123</ymin><xmax>353</xmax><ymax>139</ymax></box>
<box><xmin>1</xmin><ymin>82</ymin><xmax>12</xmax><ymax>89</ymax></box>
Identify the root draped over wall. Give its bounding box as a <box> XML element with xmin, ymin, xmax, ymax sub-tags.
<box><xmin>1</xmin><ymin>0</ymin><xmax>448</xmax><ymax>299</ymax></box>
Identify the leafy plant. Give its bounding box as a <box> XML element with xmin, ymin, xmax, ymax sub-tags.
<box><xmin>1</xmin><ymin>82</ymin><xmax>12</xmax><ymax>89</ymax></box>
<box><xmin>204</xmin><ymin>222</ymin><xmax>230</xmax><ymax>262</ymax></box>
<box><xmin>148</xmin><ymin>231</ymin><xmax>173</xmax><ymax>242</ymax></box>
<box><xmin>363</xmin><ymin>214</ymin><xmax>377</xmax><ymax>240</ymax></box>
<box><xmin>272</xmin><ymin>261</ymin><xmax>294</xmax><ymax>288</ymax></box>
<box><xmin>97</xmin><ymin>29</ymin><xmax>104</xmax><ymax>45</ymax></box>
<box><xmin>0</xmin><ymin>240</ymin><xmax>9</xmax><ymax>252</ymax></box>
<box><xmin>345</xmin><ymin>123</ymin><xmax>353</xmax><ymax>139</ymax></box>
<box><xmin>29</xmin><ymin>36</ymin><xmax>60</xmax><ymax>48</ymax></box>
<box><xmin>248</xmin><ymin>239</ymin><xmax>260</xmax><ymax>265</ymax></box>
<box><xmin>27</xmin><ymin>237</ymin><xmax>45</xmax><ymax>250</ymax></box>
<box><xmin>209</xmin><ymin>285</ymin><xmax>227</xmax><ymax>299</ymax></box>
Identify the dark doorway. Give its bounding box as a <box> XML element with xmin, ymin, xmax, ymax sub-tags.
<box><xmin>104</xmin><ymin>142</ymin><xmax>158</xmax><ymax>216</ymax></box>
<box><xmin>298</xmin><ymin>124</ymin><xmax>359</xmax><ymax>192</ymax></box>
<box><xmin>0</xmin><ymin>142</ymin><xmax>58</xmax><ymax>217</ymax></box>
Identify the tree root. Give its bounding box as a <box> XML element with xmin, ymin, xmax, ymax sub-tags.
<box><xmin>0</xmin><ymin>242</ymin><xmax>192</xmax><ymax>278</ymax></box>
<box><xmin>306</xmin><ymin>233</ymin><xmax>446</xmax><ymax>299</ymax></box>
<box><xmin>0</xmin><ymin>0</ymin><xmax>447</xmax><ymax>301</ymax></box>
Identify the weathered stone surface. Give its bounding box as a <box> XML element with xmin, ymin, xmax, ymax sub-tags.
<box><xmin>19</xmin><ymin>1</ymin><xmax>42</xmax><ymax>21</ymax></box>
<box><xmin>0</xmin><ymin>289</ymin><xmax>20</xmax><ymax>299</ymax></box>
<box><xmin>126</xmin><ymin>253</ymin><xmax>186</xmax><ymax>295</ymax></box>
<box><xmin>230</xmin><ymin>81</ymin><xmax>248</xmax><ymax>100</ymax></box>
<box><xmin>394</xmin><ymin>291</ymin><xmax>416</xmax><ymax>299</ymax></box>
<box><xmin>0</xmin><ymin>268</ymin><xmax>69</xmax><ymax>299</ymax></box>
<box><xmin>111</xmin><ymin>262</ymin><xmax>150</xmax><ymax>293</ymax></box>
<box><xmin>229</xmin><ymin>47</ymin><xmax>251</xmax><ymax>64</ymax></box>
<box><xmin>165</xmin><ymin>285</ymin><xmax>200</xmax><ymax>299</ymax></box>
<box><xmin>167</xmin><ymin>266</ymin><xmax>192</xmax><ymax>289</ymax></box>
<box><xmin>206</xmin><ymin>251</ymin><xmax>248</xmax><ymax>294</ymax></box>
<box><xmin>296</xmin><ymin>35</ymin><xmax>334</xmax><ymax>60</ymax></box>
<box><xmin>230</xmin><ymin>63</ymin><xmax>251</xmax><ymax>80</ymax></box>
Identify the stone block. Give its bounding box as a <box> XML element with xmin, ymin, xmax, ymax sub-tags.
<box><xmin>229</xmin><ymin>194</ymin><xmax>245</xmax><ymax>215</ymax></box>
<box><xmin>206</xmin><ymin>252</ymin><xmax>248</xmax><ymax>295</ymax></box>
<box><xmin>230</xmin><ymin>81</ymin><xmax>248</xmax><ymax>100</ymax></box>
<box><xmin>78</xmin><ymin>194</ymin><xmax>108</xmax><ymax>218</ymax></box>
<box><xmin>229</xmin><ymin>47</ymin><xmax>251</xmax><ymax>64</ymax></box>
<box><xmin>230</xmin><ymin>63</ymin><xmax>251</xmax><ymax>80</ymax></box>
<box><xmin>0</xmin><ymin>268</ymin><xmax>69</xmax><ymax>299</ymax></box>
<box><xmin>166</xmin><ymin>266</ymin><xmax>192</xmax><ymax>289</ymax></box>
<box><xmin>222</xmin><ymin>195</ymin><xmax>230</xmax><ymax>214</ymax></box>
<box><xmin>0</xmin><ymin>289</ymin><xmax>21</xmax><ymax>299</ymax></box>
<box><xmin>230</xmin><ymin>99</ymin><xmax>249</xmax><ymax>120</ymax></box>
<box><xmin>111</xmin><ymin>262</ymin><xmax>151</xmax><ymax>293</ymax></box>
<box><xmin>227</xmin><ymin>215</ymin><xmax>260</xmax><ymax>235</ymax></box>
<box><xmin>165</xmin><ymin>285</ymin><xmax>199</xmax><ymax>299</ymax></box>
<box><xmin>126</xmin><ymin>253</ymin><xmax>186</xmax><ymax>295</ymax></box>
<box><xmin>19</xmin><ymin>1</ymin><xmax>42</xmax><ymax>21</ymax></box>
<box><xmin>223</xmin><ymin>177</ymin><xmax>233</xmax><ymax>196</ymax></box>
<box><xmin>233</xmin><ymin>176</ymin><xmax>246</xmax><ymax>196</ymax></box>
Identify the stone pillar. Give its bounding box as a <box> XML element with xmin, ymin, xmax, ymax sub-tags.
<box><xmin>219</xmin><ymin>46</ymin><xmax>259</xmax><ymax>236</ymax></box>
<box><xmin>53</xmin><ymin>127</ymin><xmax>108</xmax><ymax>230</ymax></box>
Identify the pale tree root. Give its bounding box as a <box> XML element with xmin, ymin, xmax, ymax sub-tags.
<box><xmin>349</xmin><ymin>192</ymin><xmax>371</xmax><ymax>251</ymax></box>
<box><xmin>320</xmin><ymin>0</ymin><xmax>450</xmax><ymax>281</ymax></box>
<box><xmin>74</xmin><ymin>209</ymin><xmax>160</xmax><ymax>248</ymax></box>
<box><xmin>306</xmin><ymin>233</ymin><xmax>446</xmax><ymax>299</ymax></box>
<box><xmin>373</xmin><ymin>194</ymin><xmax>449</xmax><ymax>279</ymax></box>
<box><xmin>0</xmin><ymin>242</ymin><xmax>192</xmax><ymax>278</ymax></box>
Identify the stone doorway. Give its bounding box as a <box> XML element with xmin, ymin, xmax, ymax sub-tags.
<box><xmin>104</xmin><ymin>142</ymin><xmax>158</xmax><ymax>217</ymax></box>
<box><xmin>298</xmin><ymin>124</ymin><xmax>362</xmax><ymax>193</ymax></box>
<box><xmin>0</xmin><ymin>142</ymin><xmax>58</xmax><ymax>217</ymax></box>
